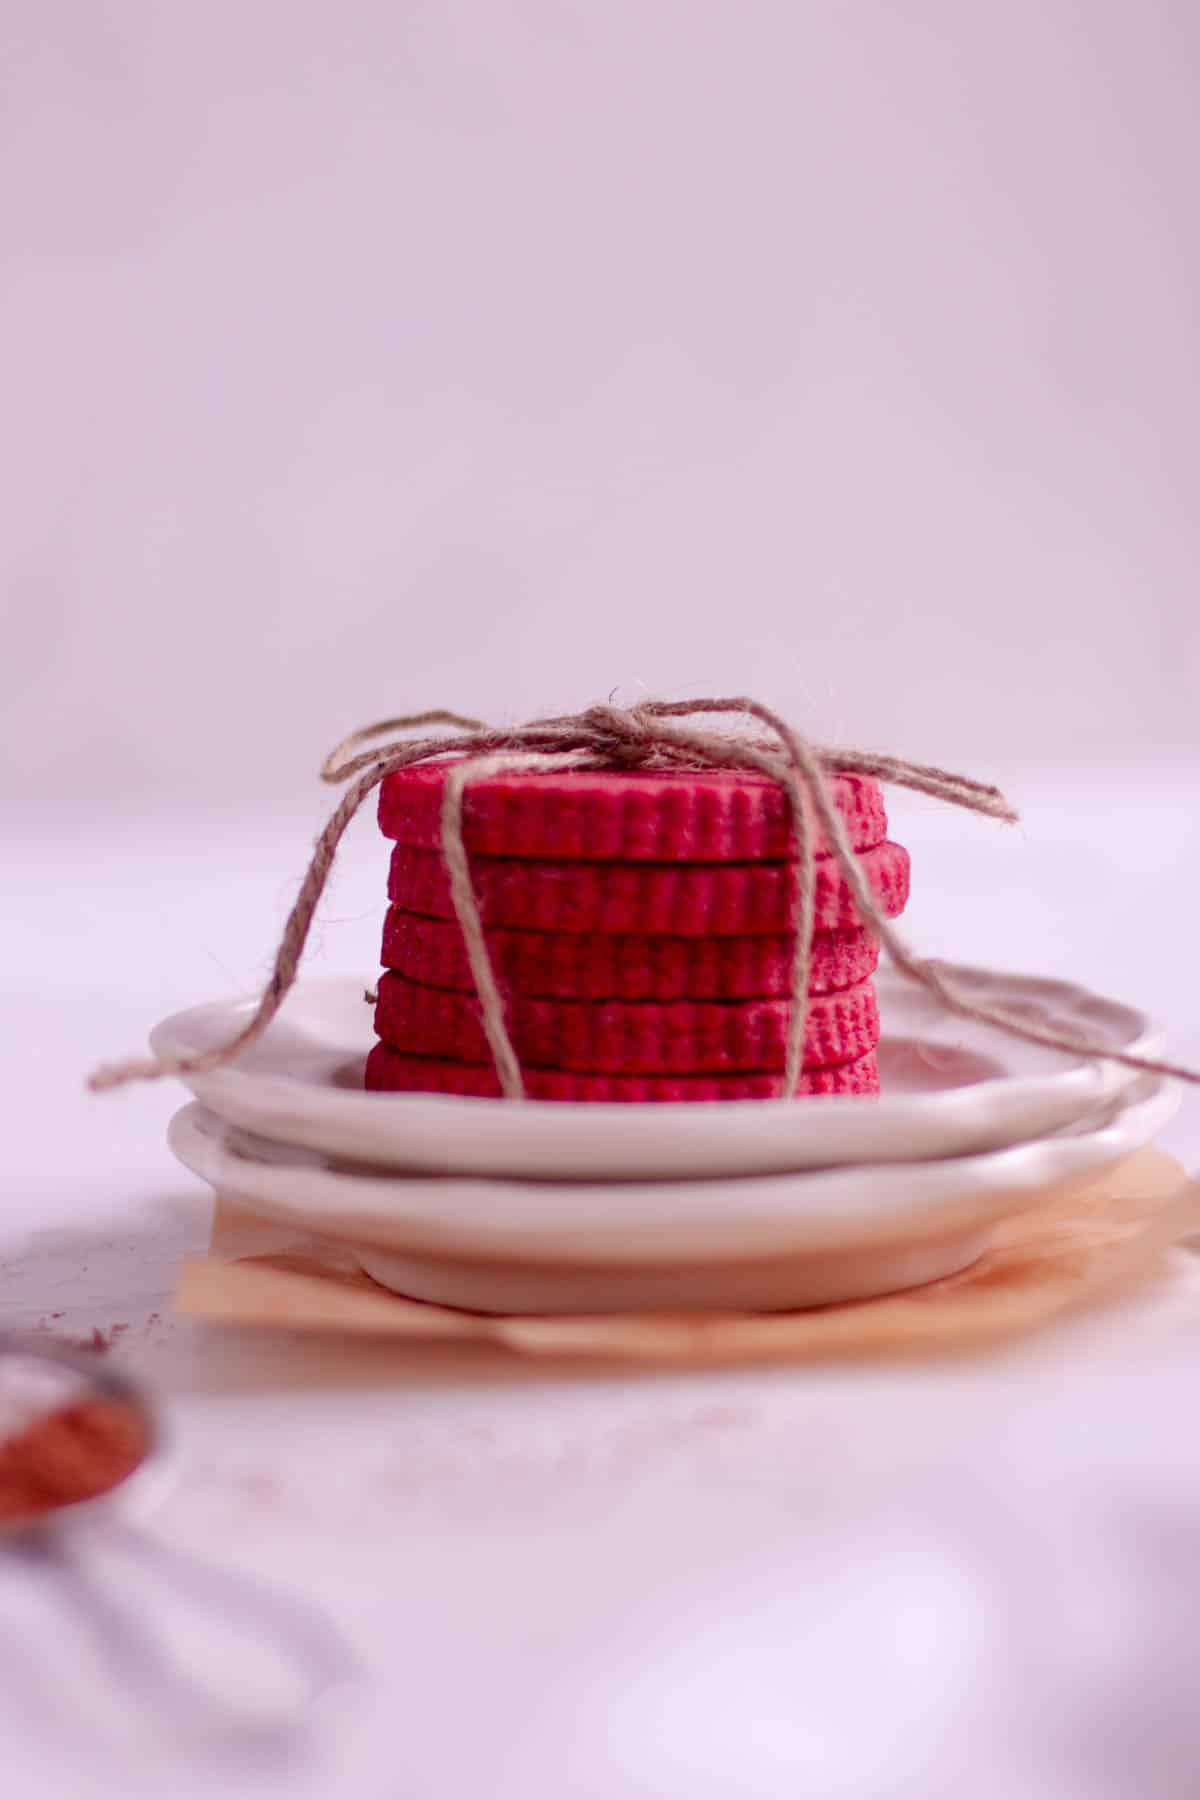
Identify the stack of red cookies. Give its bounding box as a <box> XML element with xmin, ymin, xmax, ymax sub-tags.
<box><xmin>365</xmin><ymin>764</ymin><xmax>910</xmax><ymax>1102</ymax></box>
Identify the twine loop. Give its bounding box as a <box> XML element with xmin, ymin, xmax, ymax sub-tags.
<box><xmin>88</xmin><ymin>697</ymin><xmax>1200</xmax><ymax>1097</ymax></box>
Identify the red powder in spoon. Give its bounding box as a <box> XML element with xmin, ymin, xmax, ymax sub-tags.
<box><xmin>0</xmin><ymin>1372</ymin><xmax>147</xmax><ymax>1522</ymax></box>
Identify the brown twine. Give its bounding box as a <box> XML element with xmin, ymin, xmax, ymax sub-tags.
<box><xmin>87</xmin><ymin>697</ymin><xmax>1200</xmax><ymax>1098</ymax></box>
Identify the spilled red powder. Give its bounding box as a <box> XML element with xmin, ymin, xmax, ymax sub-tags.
<box><xmin>0</xmin><ymin>1398</ymin><xmax>147</xmax><ymax>1522</ymax></box>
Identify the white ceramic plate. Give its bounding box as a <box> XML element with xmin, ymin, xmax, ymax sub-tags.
<box><xmin>167</xmin><ymin>1075</ymin><xmax>1178</xmax><ymax>1313</ymax></box>
<box><xmin>152</xmin><ymin>968</ymin><xmax>1160</xmax><ymax>1181</ymax></box>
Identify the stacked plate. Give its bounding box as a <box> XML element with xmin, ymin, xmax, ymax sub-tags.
<box><xmin>160</xmin><ymin>965</ymin><xmax>1176</xmax><ymax>1315</ymax></box>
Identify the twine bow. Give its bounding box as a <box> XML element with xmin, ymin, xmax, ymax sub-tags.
<box><xmin>88</xmin><ymin>697</ymin><xmax>1200</xmax><ymax>1097</ymax></box>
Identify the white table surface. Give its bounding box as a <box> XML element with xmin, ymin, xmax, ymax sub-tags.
<box><xmin>4</xmin><ymin>762</ymin><xmax>1200</xmax><ymax>1798</ymax></box>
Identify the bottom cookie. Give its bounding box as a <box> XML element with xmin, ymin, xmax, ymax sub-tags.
<box><xmin>364</xmin><ymin>1043</ymin><xmax>880</xmax><ymax>1103</ymax></box>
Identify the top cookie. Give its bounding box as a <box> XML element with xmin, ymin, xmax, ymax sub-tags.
<box><xmin>378</xmin><ymin>761</ymin><xmax>886</xmax><ymax>863</ymax></box>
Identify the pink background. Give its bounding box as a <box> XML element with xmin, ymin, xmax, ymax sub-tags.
<box><xmin>3</xmin><ymin>2</ymin><xmax>1198</xmax><ymax>814</ymax></box>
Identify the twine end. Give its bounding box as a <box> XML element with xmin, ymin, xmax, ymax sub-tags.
<box><xmin>86</xmin><ymin>1054</ymin><xmax>171</xmax><ymax>1094</ymax></box>
<box><xmin>86</xmin><ymin>1064</ymin><xmax>126</xmax><ymax>1094</ymax></box>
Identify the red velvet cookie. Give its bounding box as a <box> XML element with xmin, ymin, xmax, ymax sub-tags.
<box><xmin>374</xmin><ymin>972</ymin><xmax>879</xmax><ymax>1075</ymax></box>
<box><xmin>378</xmin><ymin>762</ymin><xmax>887</xmax><ymax>862</ymax></box>
<box><xmin>381</xmin><ymin>908</ymin><xmax>881</xmax><ymax>1000</ymax></box>
<box><xmin>387</xmin><ymin>840</ymin><xmax>910</xmax><ymax>936</ymax></box>
<box><xmin>364</xmin><ymin>1043</ymin><xmax>880</xmax><ymax>1101</ymax></box>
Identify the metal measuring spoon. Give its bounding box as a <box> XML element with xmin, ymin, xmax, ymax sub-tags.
<box><xmin>0</xmin><ymin>1335</ymin><xmax>358</xmax><ymax>1742</ymax></box>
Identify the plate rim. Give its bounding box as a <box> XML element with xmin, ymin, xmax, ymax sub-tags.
<box><xmin>166</xmin><ymin>1075</ymin><xmax>1180</xmax><ymax>1266</ymax></box>
<box><xmin>150</xmin><ymin>961</ymin><xmax>1159</xmax><ymax>1125</ymax></box>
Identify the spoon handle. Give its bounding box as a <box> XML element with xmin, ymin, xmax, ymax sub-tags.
<box><xmin>24</xmin><ymin>1524</ymin><xmax>357</xmax><ymax>1740</ymax></box>
<box><xmin>110</xmin><ymin>1518</ymin><xmax>360</xmax><ymax>1702</ymax></box>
